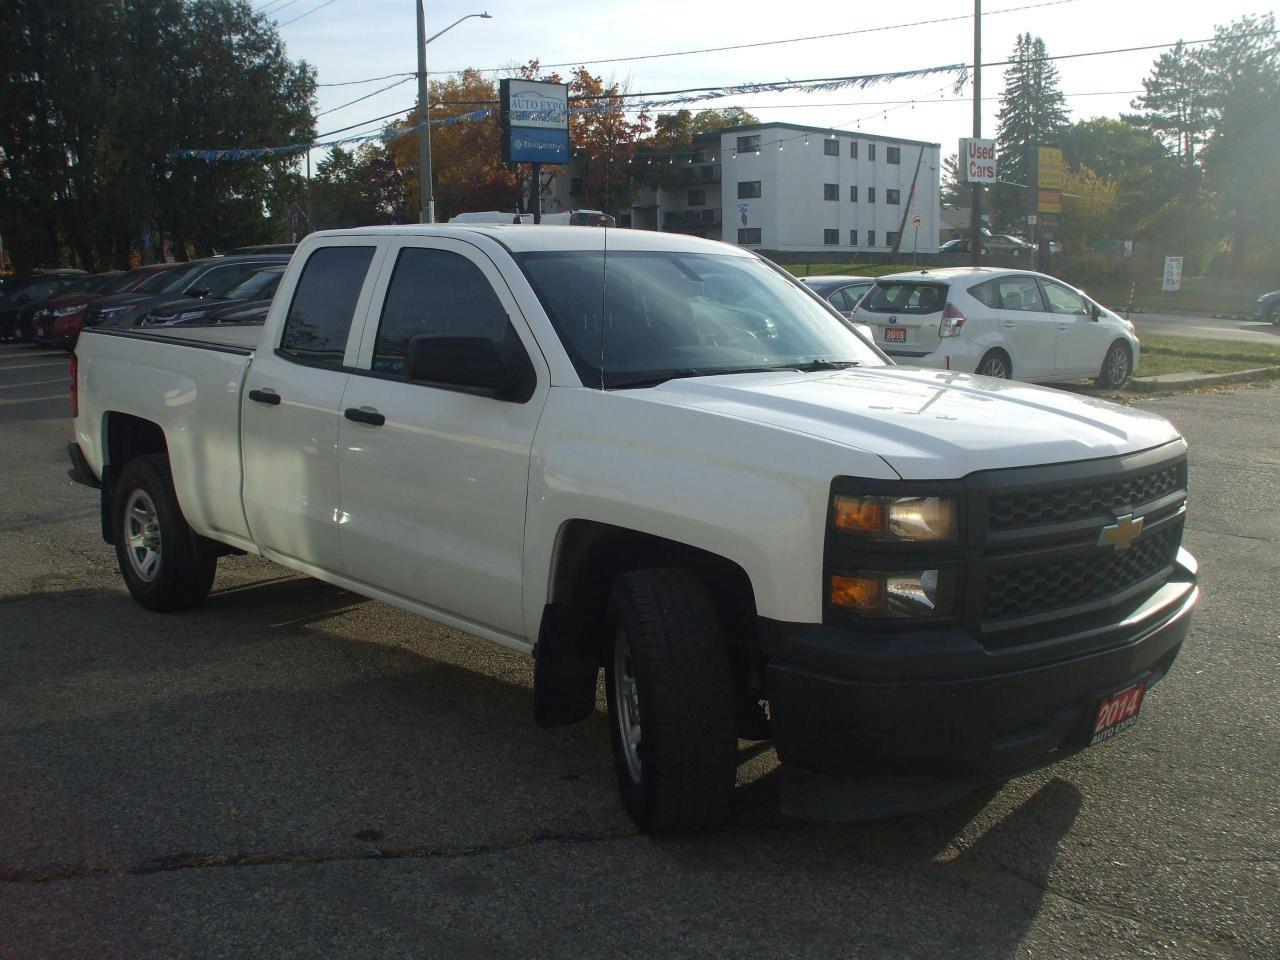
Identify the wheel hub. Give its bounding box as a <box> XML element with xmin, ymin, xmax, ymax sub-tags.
<box><xmin>124</xmin><ymin>489</ymin><xmax>162</xmax><ymax>582</ymax></box>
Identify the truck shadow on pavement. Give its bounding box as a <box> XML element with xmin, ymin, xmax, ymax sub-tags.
<box><xmin>2</xmin><ymin>571</ymin><xmax>1084</xmax><ymax>957</ymax></box>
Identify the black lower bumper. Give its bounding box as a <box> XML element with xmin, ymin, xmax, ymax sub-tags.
<box><xmin>762</xmin><ymin>556</ymin><xmax>1197</xmax><ymax>819</ymax></box>
<box><xmin>67</xmin><ymin>442</ymin><xmax>100</xmax><ymax>489</ymax></box>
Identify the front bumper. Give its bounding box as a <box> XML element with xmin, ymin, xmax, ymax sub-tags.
<box><xmin>762</xmin><ymin>550</ymin><xmax>1197</xmax><ymax>818</ymax></box>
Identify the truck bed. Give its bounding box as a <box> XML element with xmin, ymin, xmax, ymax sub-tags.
<box><xmin>84</xmin><ymin>323</ymin><xmax>260</xmax><ymax>354</ymax></box>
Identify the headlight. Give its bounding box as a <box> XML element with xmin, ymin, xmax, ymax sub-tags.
<box><xmin>97</xmin><ymin>305</ymin><xmax>127</xmax><ymax>315</ymax></box>
<box><xmin>829</xmin><ymin>569</ymin><xmax>957</xmax><ymax>618</ymax></box>
<box><xmin>51</xmin><ymin>305</ymin><xmax>82</xmax><ymax>317</ymax></box>
<box><xmin>832</xmin><ymin>494</ymin><xmax>958</xmax><ymax>541</ymax></box>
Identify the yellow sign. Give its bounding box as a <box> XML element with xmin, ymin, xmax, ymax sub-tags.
<box><xmin>1037</xmin><ymin>146</ymin><xmax>1064</xmax><ymax>190</ymax></box>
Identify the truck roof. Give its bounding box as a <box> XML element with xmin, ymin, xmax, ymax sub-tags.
<box><xmin>304</xmin><ymin>224</ymin><xmax>751</xmax><ymax>256</ymax></box>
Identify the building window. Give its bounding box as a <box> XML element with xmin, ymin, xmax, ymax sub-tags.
<box><xmin>823</xmin><ymin>183</ymin><xmax>839</xmax><ymax>201</ymax></box>
<box><xmin>867</xmin><ymin>187</ymin><xmax>876</xmax><ymax>203</ymax></box>
<box><xmin>867</xmin><ymin>230</ymin><xmax>876</xmax><ymax>246</ymax></box>
<box><xmin>737</xmin><ymin>135</ymin><xmax>761</xmax><ymax>153</ymax></box>
<box><xmin>887</xmin><ymin>231</ymin><xmax>900</xmax><ymax>247</ymax></box>
<box><xmin>887</xmin><ymin>146</ymin><xmax>901</xmax><ymax>164</ymax></box>
<box><xmin>824</xmin><ymin>229</ymin><xmax>839</xmax><ymax>245</ymax></box>
<box><xmin>738</xmin><ymin>227</ymin><xmax>762</xmax><ymax>244</ymax></box>
<box><xmin>824</xmin><ymin>138</ymin><xmax>839</xmax><ymax>156</ymax></box>
<box><xmin>868</xmin><ymin>143</ymin><xmax>877</xmax><ymax>161</ymax></box>
<box><xmin>687</xmin><ymin>188</ymin><xmax>706</xmax><ymax>207</ymax></box>
<box><xmin>849</xmin><ymin>185</ymin><xmax>858</xmax><ymax>202</ymax></box>
<box><xmin>737</xmin><ymin>181</ymin><xmax>761</xmax><ymax>199</ymax></box>
<box><xmin>850</xmin><ymin>141</ymin><xmax>858</xmax><ymax>159</ymax></box>
<box><xmin>849</xmin><ymin>229</ymin><xmax>859</xmax><ymax>246</ymax></box>
<box><xmin>886</xmin><ymin>188</ymin><xmax>901</xmax><ymax>205</ymax></box>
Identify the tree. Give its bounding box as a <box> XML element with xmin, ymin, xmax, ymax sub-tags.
<box><xmin>940</xmin><ymin>152</ymin><xmax>964</xmax><ymax>206</ymax></box>
<box><xmin>1058</xmin><ymin>165</ymin><xmax>1118</xmax><ymax>253</ymax></box>
<box><xmin>1060</xmin><ymin>117</ymin><xmax>1178</xmax><ymax>238</ymax></box>
<box><xmin>310</xmin><ymin>143</ymin><xmax>406</xmax><ymax>230</ymax></box>
<box><xmin>1127</xmin><ymin>41</ymin><xmax>1209</xmax><ymax>166</ymax></box>
<box><xmin>992</xmin><ymin>33</ymin><xmax>1069</xmax><ymax>230</ymax></box>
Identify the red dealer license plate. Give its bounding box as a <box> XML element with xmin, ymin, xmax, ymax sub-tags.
<box><xmin>883</xmin><ymin>327</ymin><xmax>906</xmax><ymax>342</ymax></box>
<box><xmin>1090</xmin><ymin>681</ymin><xmax>1147</xmax><ymax>746</ymax></box>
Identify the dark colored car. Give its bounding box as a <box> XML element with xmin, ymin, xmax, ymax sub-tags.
<box><xmin>83</xmin><ymin>256</ymin><xmax>287</xmax><ymax>331</ymax></box>
<box><xmin>204</xmin><ymin>297</ymin><xmax>273</xmax><ymax>326</ymax></box>
<box><xmin>27</xmin><ymin>270</ymin><xmax>168</xmax><ymax>347</ymax></box>
<box><xmin>143</xmin><ymin>265</ymin><xmax>285</xmax><ymax>326</ymax></box>
<box><xmin>231</xmin><ymin>243</ymin><xmax>297</xmax><ymax>256</ymax></box>
<box><xmin>1257</xmin><ymin>290</ymin><xmax>1280</xmax><ymax>324</ymax></box>
<box><xmin>0</xmin><ymin>270</ymin><xmax>89</xmax><ymax>340</ymax></box>
<box><xmin>799</xmin><ymin>275</ymin><xmax>876</xmax><ymax>318</ymax></box>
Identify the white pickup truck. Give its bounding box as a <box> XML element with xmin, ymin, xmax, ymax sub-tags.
<box><xmin>68</xmin><ymin>226</ymin><xmax>1198</xmax><ymax>833</ymax></box>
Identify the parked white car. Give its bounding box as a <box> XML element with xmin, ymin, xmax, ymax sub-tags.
<box><xmin>852</xmin><ymin>267</ymin><xmax>1140</xmax><ymax>387</ymax></box>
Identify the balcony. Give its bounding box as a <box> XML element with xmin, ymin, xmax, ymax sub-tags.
<box><xmin>694</xmin><ymin>163</ymin><xmax>722</xmax><ymax>183</ymax></box>
<box><xmin>663</xmin><ymin>208</ymin><xmax>723</xmax><ymax>229</ymax></box>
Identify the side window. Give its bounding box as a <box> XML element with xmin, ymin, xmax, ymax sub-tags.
<box><xmin>279</xmin><ymin>246</ymin><xmax>375</xmax><ymax>367</ymax></box>
<box><xmin>1041</xmin><ymin>280</ymin><xmax>1090</xmax><ymax>315</ymax></box>
<box><xmin>372</xmin><ymin>247</ymin><xmax>518</xmax><ymax>377</ymax></box>
<box><xmin>195</xmin><ymin>264</ymin><xmax>248</xmax><ymax>295</ymax></box>
<box><xmin>995</xmin><ymin>276</ymin><xmax>1046</xmax><ymax>312</ymax></box>
<box><xmin>969</xmin><ymin>279</ymin><xmax>1000</xmax><ymax>308</ymax></box>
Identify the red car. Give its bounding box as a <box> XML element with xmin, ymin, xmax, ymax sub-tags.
<box><xmin>30</xmin><ymin>265</ymin><xmax>175</xmax><ymax>348</ymax></box>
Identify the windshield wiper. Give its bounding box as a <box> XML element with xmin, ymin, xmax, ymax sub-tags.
<box><xmin>605</xmin><ymin>364</ymin><xmax>822</xmax><ymax>390</ymax></box>
<box><xmin>791</xmin><ymin>358</ymin><xmax>861</xmax><ymax>371</ymax></box>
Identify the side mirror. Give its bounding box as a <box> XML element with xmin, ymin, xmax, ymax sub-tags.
<box><xmin>186</xmin><ymin>286</ymin><xmax>210</xmax><ymax>298</ymax></box>
<box><xmin>1090</xmin><ymin>302</ymin><xmax>1101</xmax><ymax>320</ymax></box>
<box><xmin>406</xmin><ymin>334</ymin><xmax>525</xmax><ymax>398</ymax></box>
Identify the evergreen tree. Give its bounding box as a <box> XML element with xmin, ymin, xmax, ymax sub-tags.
<box><xmin>1127</xmin><ymin>41</ymin><xmax>1209</xmax><ymax>166</ymax></box>
<box><xmin>940</xmin><ymin>152</ymin><xmax>964</xmax><ymax>207</ymax></box>
<box><xmin>992</xmin><ymin>33</ymin><xmax>1069</xmax><ymax>230</ymax></box>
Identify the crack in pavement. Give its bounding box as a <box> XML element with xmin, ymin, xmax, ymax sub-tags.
<box><xmin>0</xmin><ymin>825</ymin><xmax>638</xmax><ymax>885</ymax></box>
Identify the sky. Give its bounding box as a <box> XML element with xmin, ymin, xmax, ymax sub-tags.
<box><xmin>258</xmin><ymin>0</ymin><xmax>1279</xmax><ymax>171</ymax></box>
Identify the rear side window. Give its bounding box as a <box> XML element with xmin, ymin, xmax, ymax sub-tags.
<box><xmin>861</xmin><ymin>282</ymin><xmax>948</xmax><ymax>314</ymax></box>
<box><xmin>993</xmin><ymin>276</ymin><xmax>1045</xmax><ymax>312</ymax></box>
<box><xmin>969</xmin><ymin>279</ymin><xmax>999</xmax><ymax>308</ymax></box>
<box><xmin>372</xmin><ymin>247</ymin><xmax>517</xmax><ymax>377</ymax></box>
<box><xmin>279</xmin><ymin>246</ymin><xmax>375</xmax><ymax>367</ymax></box>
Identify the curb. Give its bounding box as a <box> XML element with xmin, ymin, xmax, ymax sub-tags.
<box><xmin>1128</xmin><ymin>365</ymin><xmax>1280</xmax><ymax>393</ymax></box>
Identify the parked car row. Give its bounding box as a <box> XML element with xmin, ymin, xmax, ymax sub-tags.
<box><xmin>2</xmin><ymin>249</ymin><xmax>293</xmax><ymax>350</ymax></box>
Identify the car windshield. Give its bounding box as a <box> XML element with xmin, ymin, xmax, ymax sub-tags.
<box><xmin>98</xmin><ymin>271</ymin><xmax>143</xmax><ymax>294</ymax></box>
<box><xmin>155</xmin><ymin>262</ymin><xmax>209</xmax><ymax>294</ymax></box>
<box><xmin>134</xmin><ymin>268</ymin><xmax>179</xmax><ymax>293</ymax></box>
<box><xmin>861</xmin><ymin>281</ymin><xmax>948</xmax><ymax>315</ymax></box>
<box><xmin>222</xmin><ymin>267</ymin><xmax>283</xmax><ymax>300</ymax></box>
<box><xmin>517</xmin><ymin>250</ymin><xmax>884</xmax><ymax>388</ymax></box>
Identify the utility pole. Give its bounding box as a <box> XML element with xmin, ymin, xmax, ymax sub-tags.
<box><xmin>416</xmin><ymin>0</ymin><xmax>434</xmax><ymax>223</ymax></box>
<box><xmin>969</xmin><ymin>0</ymin><xmax>982</xmax><ymax>268</ymax></box>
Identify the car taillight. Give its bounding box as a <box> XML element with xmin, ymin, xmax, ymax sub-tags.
<box><xmin>69</xmin><ymin>353</ymin><xmax>78</xmax><ymax>418</ymax></box>
<box><xmin>939</xmin><ymin>301</ymin><xmax>966</xmax><ymax>338</ymax></box>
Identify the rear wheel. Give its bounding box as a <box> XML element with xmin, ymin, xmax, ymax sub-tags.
<box><xmin>1269</xmin><ymin>305</ymin><xmax>1279</xmax><ymax>326</ymax></box>
<box><xmin>113</xmin><ymin>455</ymin><xmax>217</xmax><ymax>611</ymax></box>
<box><xmin>976</xmin><ymin>350</ymin><xmax>1012</xmax><ymax>379</ymax></box>
<box><xmin>1096</xmin><ymin>340</ymin><xmax>1133</xmax><ymax>389</ymax></box>
<box><xmin>604</xmin><ymin>568</ymin><xmax>737</xmax><ymax>835</ymax></box>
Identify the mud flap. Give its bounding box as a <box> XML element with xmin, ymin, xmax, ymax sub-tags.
<box><xmin>533</xmin><ymin>603</ymin><xmax>599</xmax><ymax>728</ymax></box>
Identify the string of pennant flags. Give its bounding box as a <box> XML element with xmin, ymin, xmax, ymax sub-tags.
<box><xmin>166</xmin><ymin>63</ymin><xmax>968</xmax><ymax>162</ymax></box>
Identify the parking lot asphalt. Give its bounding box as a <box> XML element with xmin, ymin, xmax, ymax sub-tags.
<box><xmin>1133</xmin><ymin>311</ymin><xmax>1280</xmax><ymax>346</ymax></box>
<box><xmin>0</xmin><ymin>342</ymin><xmax>1277</xmax><ymax>960</ymax></box>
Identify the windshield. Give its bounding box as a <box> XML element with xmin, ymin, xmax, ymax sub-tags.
<box><xmin>155</xmin><ymin>262</ymin><xmax>208</xmax><ymax>294</ymax></box>
<box><xmin>98</xmin><ymin>271</ymin><xmax>143</xmax><ymax>294</ymax></box>
<box><xmin>134</xmin><ymin>268</ymin><xmax>179</xmax><ymax>293</ymax></box>
<box><xmin>518</xmin><ymin>251</ymin><xmax>884</xmax><ymax>388</ymax></box>
<box><xmin>222</xmin><ymin>268</ymin><xmax>283</xmax><ymax>300</ymax></box>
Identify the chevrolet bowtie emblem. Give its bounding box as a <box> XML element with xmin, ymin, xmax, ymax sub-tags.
<box><xmin>1099</xmin><ymin>513</ymin><xmax>1144</xmax><ymax>550</ymax></box>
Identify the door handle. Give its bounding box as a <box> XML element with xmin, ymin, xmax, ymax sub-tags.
<box><xmin>1002</xmin><ymin>320</ymin><xmax>1016</xmax><ymax>328</ymax></box>
<box><xmin>248</xmin><ymin>388</ymin><xmax>281</xmax><ymax>405</ymax></box>
<box><xmin>344</xmin><ymin>406</ymin><xmax>385</xmax><ymax>427</ymax></box>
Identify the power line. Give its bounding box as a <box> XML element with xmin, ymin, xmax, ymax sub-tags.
<box><xmin>258</xmin><ymin>0</ymin><xmax>302</xmax><ymax>16</ymax></box>
<box><xmin>277</xmin><ymin>0</ymin><xmax>342</xmax><ymax>28</ymax></box>
<box><xmin>318</xmin><ymin>71</ymin><xmax>415</xmax><ymax>88</ymax></box>
<box><xmin>315</xmin><ymin>76</ymin><xmax>415</xmax><ymax>117</ymax></box>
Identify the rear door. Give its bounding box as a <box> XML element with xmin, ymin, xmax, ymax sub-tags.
<box><xmin>856</xmin><ymin>280</ymin><xmax>947</xmax><ymax>357</ymax></box>
<box><xmin>335</xmin><ymin>238</ymin><xmax>549</xmax><ymax>638</ymax></box>
<box><xmin>241</xmin><ymin>242</ymin><xmax>382</xmax><ymax>573</ymax></box>
<box><xmin>991</xmin><ymin>274</ymin><xmax>1056</xmax><ymax>380</ymax></box>
<box><xmin>1039</xmin><ymin>277</ymin><xmax>1110</xmax><ymax>377</ymax></box>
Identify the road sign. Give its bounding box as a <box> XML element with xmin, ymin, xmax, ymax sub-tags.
<box><xmin>1027</xmin><ymin>214</ymin><xmax>1038</xmax><ymax>226</ymax></box>
<box><xmin>911</xmin><ymin>213</ymin><xmax>923</xmax><ymax>228</ymax></box>
<box><xmin>1162</xmin><ymin>256</ymin><xmax>1183</xmax><ymax>293</ymax></box>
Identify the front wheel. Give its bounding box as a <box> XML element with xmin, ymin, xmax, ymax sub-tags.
<box><xmin>113</xmin><ymin>455</ymin><xmax>218</xmax><ymax>611</ymax></box>
<box><xmin>605</xmin><ymin>568</ymin><xmax>737</xmax><ymax>835</ymax></box>
<box><xmin>1096</xmin><ymin>341</ymin><xmax>1133</xmax><ymax>389</ymax></box>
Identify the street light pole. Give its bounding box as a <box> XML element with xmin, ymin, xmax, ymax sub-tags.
<box><xmin>415</xmin><ymin>8</ymin><xmax>491</xmax><ymax>224</ymax></box>
<box><xmin>969</xmin><ymin>0</ymin><xmax>982</xmax><ymax>268</ymax></box>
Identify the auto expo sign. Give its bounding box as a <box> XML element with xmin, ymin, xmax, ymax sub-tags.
<box><xmin>500</xmin><ymin>79</ymin><xmax>570</xmax><ymax>164</ymax></box>
<box><xmin>960</xmin><ymin>138</ymin><xmax>997</xmax><ymax>183</ymax></box>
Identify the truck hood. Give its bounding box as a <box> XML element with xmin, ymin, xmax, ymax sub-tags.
<box><xmin>636</xmin><ymin>366</ymin><xmax>1181</xmax><ymax>479</ymax></box>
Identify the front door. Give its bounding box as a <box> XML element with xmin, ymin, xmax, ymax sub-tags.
<box><xmin>336</xmin><ymin>239</ymin><xmax>548</xmax><ymax>637</ymax></box>
<box><xmin>241</xmin><ymin>243</ymin><xmax>380</xmax><ymax>572</ymax></box>
<box><xmin>992</xmin><ymin>274</ymin><xmax>1057</xmax><ymax>380</ymax></box>
<box><xmin>1040</xmin><ymin>278</ymin><xmax>1110</xmax><ymax>378</ymax></box>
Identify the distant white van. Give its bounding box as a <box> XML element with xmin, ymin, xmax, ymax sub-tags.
<box><xmin>447</xmin><ymin>209</ymin><xmax>616</xmax><ymax>227</ymax></box>
<box><xmin>448</xmin><ymin>211</ymin><xmax>535</xmax><ymax>224</ymax></box>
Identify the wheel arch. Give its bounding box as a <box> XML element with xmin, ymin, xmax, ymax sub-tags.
<box><xmin>99</xmin><ymin>412</ymin><xmax>168</xmax><ymax>544</ymax></box>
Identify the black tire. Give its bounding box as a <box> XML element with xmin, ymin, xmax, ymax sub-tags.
<box><xmin>976</xmin><ymin>349</ymin><xmax>1012</xmax><ymax>379</ymax></box>
<box><xmin>1095</xmin><ymin>340</ymin><xmax>1133</xmax><ymax>389</ymax></box>
<box><xmin>112</xmin><ymin>455</ymin><xmax>217</xmax><ymax>612</ymax></box>
<box><xmin>604</xmin><ymin>568</ymin><xmax>737</xmax><ymax>835</ymax></box>
<box><xmin>1269</xmin><ymin>305</ymin><xmax>1280</xmax><ymax>326</ymax></box>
